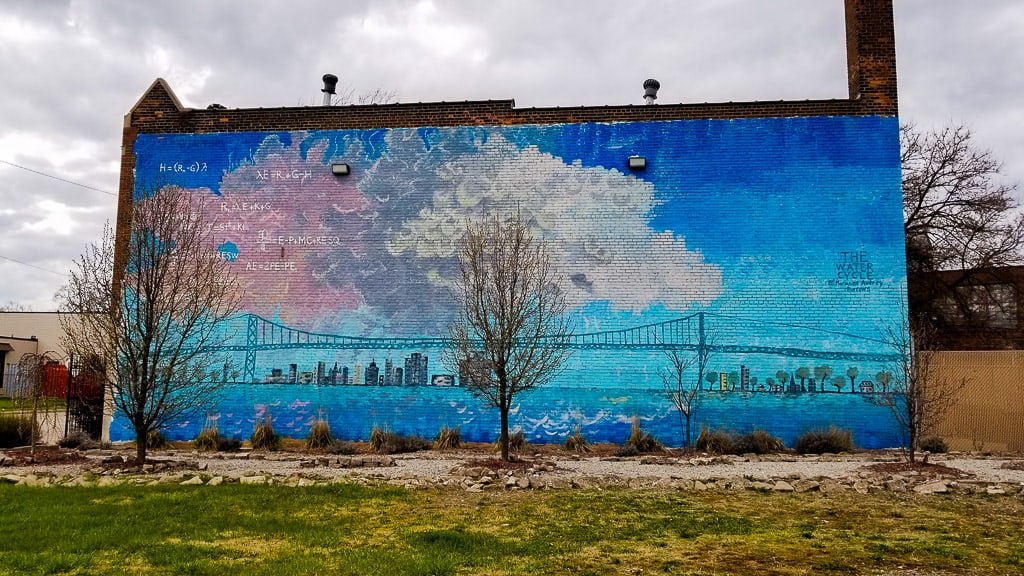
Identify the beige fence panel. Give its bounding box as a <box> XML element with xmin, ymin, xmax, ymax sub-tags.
<box><xmin>933</xmin><ymin>351</ymin><xmax>1024</xmax><ymax>452</ymax></box>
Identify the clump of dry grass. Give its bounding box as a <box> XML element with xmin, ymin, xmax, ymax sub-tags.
<box><xmin>435</xmin><ymin>425</ymin><xmax>462</xmax><ymax>451</ymax></box>
<box><xmin>617</xmin><ymin>417</ymin><xmax>663</xmax><ymax>456</ymax></box>
<box><xmin>306</xmin><ymin>419</ymin><xmax>333</xmax><ymax>451</ymax></box>
<box><xmin>564</xmin><ymin>425</ymin><xmax>592</xmax><ymax>453</ymax></box>
<box><xmin>251</xmin><ymin>416</ymin><xmax>282</xmax><ymax>451</ymax></box>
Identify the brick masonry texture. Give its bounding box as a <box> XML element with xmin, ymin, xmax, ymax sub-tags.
<box><xmin>111</xmin><ymin>0</ymin><xmax>907</xmax><ymax>448</ymax></box>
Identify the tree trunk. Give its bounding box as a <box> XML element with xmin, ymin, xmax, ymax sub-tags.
<box><xmin>136</xmin><ymin>428</ymin><xmax>148</xmax><ymax>464</ymax></box>
<box><xmin>499</xmin><ymin>408</ymin><xmax>510</xmax><ymax>462</ymax></box>
<box><xmin>684</xmin><ymin>413</ymin><xmax>692</xmax><ymax>449</ymax></box>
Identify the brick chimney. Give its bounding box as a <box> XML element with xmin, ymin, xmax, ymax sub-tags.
<box><xmin>845</xmin><ymin>0</ymin><xmax>898</xmax><ymax>115</ymax></box>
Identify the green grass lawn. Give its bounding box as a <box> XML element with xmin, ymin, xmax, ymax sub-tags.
<box><xmin>0</xmin><ymin>397</ymin><xmax>65</xmax><ymax>413</ymax></box>
<box><xmin>0</xmin><ymin>483</ymin><xmax>1022</xmax><ymax>575</ymax></box>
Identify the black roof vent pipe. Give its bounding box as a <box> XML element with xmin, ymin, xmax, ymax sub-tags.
<box><xmin>643</xmin><ymin>78</ymin><xmax>660</xmax><ymax>105</ymax></box>
<box><xmin>322</xmin><ymin>74</ymin><xmax>339</xmax><ymax>106</ymax></box>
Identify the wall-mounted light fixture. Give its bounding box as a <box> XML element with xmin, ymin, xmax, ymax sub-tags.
<box><xmin>628</xmin><ymin>156</ymin><xmax>647</xmax><ymax>171</ymax></box>
<box><xmin>331</xmin><ymin>163</ymin><xmax>351</xmax><ymax>176</ymax></box>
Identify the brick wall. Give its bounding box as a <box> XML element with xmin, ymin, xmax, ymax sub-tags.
<box><xmin>110</xmin><ymin>0</ymin><xmax>907</xmax><ymax>448</ymax></box>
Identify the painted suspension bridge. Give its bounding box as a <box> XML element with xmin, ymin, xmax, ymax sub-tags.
<box><xmin>212</xmin><ymin>312</ymin><xmax>901</xmax><ymax>383</ymax></box>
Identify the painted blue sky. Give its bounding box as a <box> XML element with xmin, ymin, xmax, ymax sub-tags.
<box><xmin>134</xmin><ymin>115</ymin><xmax>905</xmax><ymax>346</ymax></box>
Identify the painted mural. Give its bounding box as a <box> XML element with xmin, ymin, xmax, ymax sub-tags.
<box><xmin>113</xmin><ymin>115</ymin><xmax>907</xmax><ymax>448</ymax></box>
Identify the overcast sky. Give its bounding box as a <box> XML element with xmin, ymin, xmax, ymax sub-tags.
<box><xmin>1</xmin><ymin>0</ymin><xmax>1022</xmax><ymax>311</ymax></box>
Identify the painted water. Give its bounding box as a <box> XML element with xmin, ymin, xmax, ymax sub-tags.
<box><xmin>110</xmin><ymin>383</ymin><xmax>902</xmax><ymax>449</ymax></box>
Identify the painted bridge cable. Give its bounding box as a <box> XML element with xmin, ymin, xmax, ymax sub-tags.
<box><xmin>0</xmin><ymin>159</ymin><xmax>117</xmax><ymax>197</ymax></box>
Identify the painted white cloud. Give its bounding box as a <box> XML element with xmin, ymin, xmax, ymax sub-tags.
<box><xmin>388</xmin><ymin>135</ymin><xmax>722</xmax><ymax>313</ymax></box>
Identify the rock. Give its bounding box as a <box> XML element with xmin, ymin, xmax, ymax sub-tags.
<box><xmin>853</xmin><ymin>480</ymin><xmax>871</xmax><ymax>495</ymax></box>
<box><xmin>773</xmin><ymin>481</ymin><xmax>795</xmax><ymax>492</ymax></box>
<box><xmin>749</xmin><ymin>481</ymin><xmax>773</xmax><ymax>491</ymax></box>
<box><xmin>793</xmin><ymin>480</ymin><xmax>820</xmax><ymax>493</ymax></box>
<box><xmin>239</xmin><ymin>475</ymin><xmax>267</xmax><ymax>485</ymax></box>
<box><xmin>466</xmin><ymin>483</ymin><xmax>483</xmax><ymax>492</ymax></box>
<box><xmin>103</xmin><ymin>455</ymin><xmax>124</xmax><ymax>464</ymax></box>
<box><xmin>207</xmin><ymin>476</ymin><xmax>224</xmax><ymax>486</ymax></box>
<box><xmin>517</xmin><ymin>476</ymin><xmax>531</xmax><ymax>489</ymax></box>
<box><xmin>986</xmin><ymin>485</ymin><xmax>1007</xmax><ymax>495</ymax></box>
<box><xmin>913</xmin><ymin>481</ymin><xmax>949</xmax><ymax>494</ymax></box>
<box><xmin>196</xmin><ymin>462</ymin><xmax>208</xmax><ymax>471</ymax></box>
<box><xmin>505</xmin><ymin>476</ymin><xmax>518</xmax><ymax>488</ymax></box>
<box><xmin>639</xmin><ymin>456</ymin><xmax>661</xmax><ymax>465</ymax></box>
<box><xmin>884</xmin><ymin>479</ymin><xmax>907</xmax><ymax>493</ymax></box>
<box><xmin>693</xmin><ymin>480</ymin><xmax>708</xmax><ymax>491</ymax></box>
<box><xmin>2</xmin><ymin>474</ymin><xmax>26</xmax><ymax>484</ymax></box>
<box><xmin>180</xmin><ymin>476</ymin><xmax>204</xmax><ymax>485</ymax></box>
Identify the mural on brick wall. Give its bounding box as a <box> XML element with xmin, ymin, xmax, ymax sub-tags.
<box><xmin>113</xmin><ymin>115</ymin><xmax>906</xmax><ymax>448</ymax></box>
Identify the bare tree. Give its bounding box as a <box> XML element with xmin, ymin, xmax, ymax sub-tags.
<box><xmin>903</xmin><ymin>123</ymin><xmax>1023</xmax><ymax>272</ymax></box>
<box><xmin>59</xmin><ymin>186</ymin><xmax>241</xmax><ymax>463</ymax></box>
<box><xmin>445</xmin><ymin>212</ymin><xmax>574</xmax><ymax>461</ymax></box>
<box><xmin>903</xmin><ymin>124</ymin><xmax>1024</xmax><ymax>331</ymax></box>
<box><xmin>658</xmin><ymin>336</ymin><xmax>716</xmax><ymax>448</ymax></box>
<box><xmin>872</xmin><ymin>309</ymin><xmax>967</xmax><ymax>462</ymax></box>
<box><xmin>13</xmin><ymin>352</ymin><xmax>62</xmax><ymax>455</ymax></box>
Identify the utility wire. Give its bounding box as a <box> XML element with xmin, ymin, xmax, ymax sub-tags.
<box><xmin>0</xmin><ymin>159</ymin><xmax>117</xmax><ymax>197</ymax></box>
<box><xmin>0</xmin><ymin>254</ymin><xmax>68</xmax><ymax>277</ymax></box>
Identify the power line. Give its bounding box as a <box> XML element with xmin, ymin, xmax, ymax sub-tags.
<box><xmin>0</xmin><ymin>254</ymin><xmax>68</xmax><ymax>277</ymax></box>
<box><xmin>0</xmin><ymin>159</ymin><xmax>117</xmax><ymax>197</ymax></box>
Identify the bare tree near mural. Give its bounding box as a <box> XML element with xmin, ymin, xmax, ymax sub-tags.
<box><xmin>445</xmin><ymin>212</ymin><xmax>574</xmax><ymax>461</ymax></box>
<box><xmin>872</xmin><ymin>309</ymin><xmax>967</xmax><ymax>463</ymax></box>
<box><xmin>59</xmin><ymin>187</ymin><xmax>242</xmax><ymax>464</ymax></box>
<box><xmin>903</xmin><ymin>123</ymin><xmax>1024</xmax><ymax>331</ymax></box>
<box><xmin>658</xmin><ymin>330</ymin><xmax>715</xmax><ymax>448</ymax></box>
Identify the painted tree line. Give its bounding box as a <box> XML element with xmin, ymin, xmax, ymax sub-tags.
<box><xmin>699</xmin><ymin>365</ymin><xmax>893</xmax><ymax>394</ymax></box>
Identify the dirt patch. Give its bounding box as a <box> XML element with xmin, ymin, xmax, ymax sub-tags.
<box><xmin>2</xmin><ymin>447</ymin><xmax>87</xmax><ymax>467</ymax></box>
<box><xmin>861</xmin><ymin>461</ymin><xmax>972</xmax><ymax>479</ymax></box>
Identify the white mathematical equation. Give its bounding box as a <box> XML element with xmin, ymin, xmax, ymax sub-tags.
<box><xmin>158</xmin><ymin>161</ymin><xmax>208</xmax><ymax>173</ymax></box>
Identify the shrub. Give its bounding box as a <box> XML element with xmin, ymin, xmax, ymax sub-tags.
<box><xmin>193</xmin><ymin>426</ymin><xmax>220</xmax><ymax>451</ymax></box>
<box><xmin>795</xmin><ymin>427</ymin><xmax>853</xmax><ymax>455</ymax></box>
<box><xmin>251</xmin><ymin>416</ymin><xmax>282</xmax><ymax>451</ymax></box>
<box><xmin>59</xmin><ymin>431</ymin><xmax>98</xmax><ymax>450</ymax></box>
<box><xmin>306</xmin><ymin>419</ymin><xmax>334</xmax><ymax>451</ymax></box>
<box><xmin>326</xmin><ymin>440</ymin><xmax>358</xmax><ymax>455</ymax></box>
<box><xmin>564</xmin><ymin>425</ymin><xmax>592</xmax><ymax>453</ymax></box>
<box><xmin>621</xmin><ymin>417</ymin><xmax>663</xmax><ymax>454</ymax></box>
<box><xmin>614</xmin><ymin>444</ymin><xmax>639</xmax><ymax>457</ymax></box>
<box><xmin>0</xmin><ymin>414</ymin><xmax>36</xmax><ymax>448</ymax></box>
<box><xmin>919</xmin><ymin>436</ymin><xmax>949</xmax><ymax>454</ymax></box>
<box><xmin>732</xmin><ymin>429</ymin><xmax>785</xmax><ymax>455</ymax></box>
<box><xmin>146</xmin><ymin>429</ymin><xmax>170</xmax><ymax>450</ymax></box>
<box><xmin>695</xmin><ymin>427</ymin><xmax>734</xmax><ymax>454</ymax></box>
<box><xmin>216</xmin><ymin>437</ymin><xmax>242</xmax><ymax>452</ymax></box>
<box><xmin>434</xmin><ymin>425</ymin><xmax>462</xmax><ymax>451</ymax></box>
<box><xmin>370</xmin><ymin>425</ymin><xmax>431</xmax><ymax>454</ymax></box>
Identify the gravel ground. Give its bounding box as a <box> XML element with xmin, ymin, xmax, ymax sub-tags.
<box><xmin>5</xmin><ymin>448</ymin><xmax>1024</xmax><ymax>486</ymax></box>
